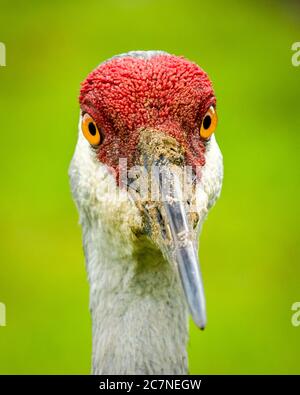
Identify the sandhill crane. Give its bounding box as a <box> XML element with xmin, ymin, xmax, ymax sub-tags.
<box><xmin>69</xmin><ymin>51</ymin><xmax>223</xmax><ymax>374</ymax></box>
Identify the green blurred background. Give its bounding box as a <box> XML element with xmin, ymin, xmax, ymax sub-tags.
<box><xmin>0</xmin><ymin>0</ymin><xmax>299</xmax><ymax>374</ymax></box>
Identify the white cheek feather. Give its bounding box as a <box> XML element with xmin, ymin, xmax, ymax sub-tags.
<box><xmin>69</xmin><ymin>114</ymin><xmax>223</xmax><ymax>374</ymax></box>
<box><xmin>195</xmin><ymin>135</ymin><xmax>223</xmax><ymax>222</ymax></box>
<box><xmin>69</xmin><ymin>115</ymin><xmax>142</xmax><ymax>237</ymax></box>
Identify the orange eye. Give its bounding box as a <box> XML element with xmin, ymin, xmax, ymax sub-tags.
<box><xmin>81</xmin><ymin>113</ymin><xmax>101</xmax><ymax>146</ymax></box>
<box><xmin>200</xmin><ymin>106</ymin><xmax>218</xmax><ymax>139</ymax></box>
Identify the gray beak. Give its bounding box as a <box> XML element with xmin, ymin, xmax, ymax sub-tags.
<box><xmin>153</xmin><ymin>158</ymin><xmax>206</xmax><ymax>329</ymax></box>
<box><xmin>128</xmin><ymin>129</ymin><xmax>207</xmax><ymax>329</ymax></box>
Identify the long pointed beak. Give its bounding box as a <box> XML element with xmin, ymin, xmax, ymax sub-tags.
<box><xmin>153</xmin><ymin>158</ymin><xmax>207</xmax><ymax>329</ymax></box>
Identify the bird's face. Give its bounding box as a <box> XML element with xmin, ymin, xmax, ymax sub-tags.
<box><xmin>73</xmin><ymin>51</ymin><xmax>223</xmax><ymax>329</ymax></box>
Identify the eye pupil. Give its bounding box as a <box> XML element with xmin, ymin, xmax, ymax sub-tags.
<box><xmin>88</xmin><ymin>122</ymin><xmax>97</xmax><ymax>136</ymax></box>
<box><xmin>203</xmin><ymin>115</ymin><xmax>211</xmax><ymax>130</ymax></box>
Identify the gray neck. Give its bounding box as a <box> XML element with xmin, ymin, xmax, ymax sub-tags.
<box><xmin>83</xmin><ymin>221</ymin><xmax>189</xmax><ymax>375</ymax></box>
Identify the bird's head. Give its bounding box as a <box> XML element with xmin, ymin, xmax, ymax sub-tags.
<box><xmin>70</xmin><ymin>51</ymin><xmax>223</xmax><ymax>329</ymax></box>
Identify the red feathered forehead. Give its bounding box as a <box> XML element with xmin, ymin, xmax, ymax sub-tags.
<box><xmin>79</xmin><ymin>54</ymin><xmax>216</xmax><ymax>174</ymax></box>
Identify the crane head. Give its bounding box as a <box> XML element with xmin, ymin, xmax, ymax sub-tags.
<box><xmin>72</xmin><ymin>51</ymin><xmax>223</xmax><ymax>329</ymax></box>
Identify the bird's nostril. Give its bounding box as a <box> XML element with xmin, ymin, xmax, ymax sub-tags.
<box><xmin>192</xmin><ymin>213</ymin><xmax>199</xmax><ymax>229</ymax></box>
<box><xmin>156</xmin><ymin>208</ymin><xmax>167</xmax><ymax>239</ymax></box>
<box><xmin>127</xmin><ymin>177</ymin><xmax>140</xmax><ymax>193</ymax></box>
<box><xmin>186</xmin><ymin>200</ymin><xmax>199</xmax><ymax>229</ymax></box>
